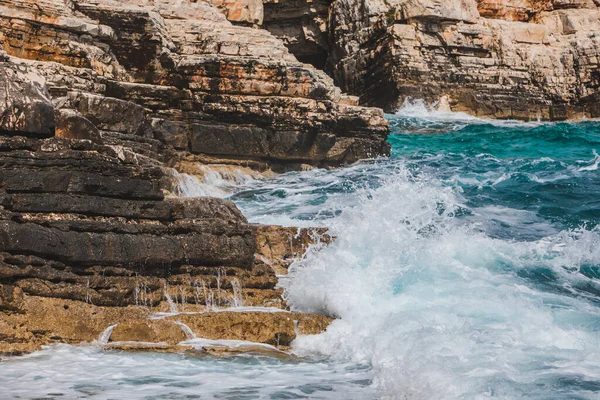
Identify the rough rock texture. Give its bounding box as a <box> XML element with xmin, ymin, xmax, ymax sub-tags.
<box><xmin>256</xmin><ymin>225</ymin><xmax>332</xmax><ymax>275</ymax></box>
<box><xmin>0</xmin><ymin>0</ymin><xmax>388</xmax><ymax>355</ymax></box>
<box><xmin>0</xmin><ymin>0</ymin><xmax>389</xmax><ymax>170</ymax></box>
<box><xmin>0</xmin><ymin>57</ymin><xmax>333</xmax><ymax>355</ymax></box>
<box><xmin>323</xmin><ymin>0</ymin><xmax>600</xmax><ymax>119</ymax></box>
<box><xmin>260</xmin><ymin>0</ymin><xmax>600</xmax><ymax>120</ymax></box>
<box><xmin>0</xmin><ymin>62</ymin><xmax>55</xmax><ymax>136</ymax></box>
<box><xmin>262</xmin><ymin>0</ymin><xmax>332</xmax><ymax>70</ymax></box>
<box><xmin>207</xmin><ymin>0</ymin><xmax>264</xmax><ymax>25</ymax></box>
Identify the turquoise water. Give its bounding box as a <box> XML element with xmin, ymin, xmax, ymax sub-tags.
<box><xmin>390</xmin><ymin>118</ymin><xmax>600</xmax><ymax>234</ymax></box>
<box><xmin>3</xmin><ymin>107</ymin><xmax>600</xmax><ymax>399</ymax></box>
<box><xmin>234</xmin><ymin>108</ymin><xmax>600</xmax><ymax>399</ymax></box>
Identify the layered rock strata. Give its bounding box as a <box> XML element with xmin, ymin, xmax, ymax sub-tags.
<box><xmin>0</xmin><ymin>0</ymin><xmax>389</xmax><ymax>172</ymax></box>
<box><xmin>0</xmin><ymin>0</ymin><xmax>388</xmax><ymax>356</ymax></box>
<box><xmin>0</xmin><ymin>54</ymin><xmax>333</xmax><ymax>355</ymax></box>
<box><xmin>262</xmin><ymin>0</ymin><xmax>600</xmax><ymax>120</ymax></box>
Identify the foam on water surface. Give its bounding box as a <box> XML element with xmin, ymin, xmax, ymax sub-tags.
<box><xmin>0</xmin><ymin>345</ymin><xmax>373</xmax><ymax>399</ymax></box>
<box><xmin>284</xmin><ymin>167</ymin><xmax>600</xmax><ymax>399</ymax></box>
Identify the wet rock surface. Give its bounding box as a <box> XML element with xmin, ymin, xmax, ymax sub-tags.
<box><xmin>0</xmin><ymin>25</ymin><xmax>338</xmax><ymax>354</ymax></box>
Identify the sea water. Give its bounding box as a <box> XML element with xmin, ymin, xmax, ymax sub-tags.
<box><xmin>3</xmin><ymin>102</ymin><xmax>600</xmax><ymax>399</ymax></box>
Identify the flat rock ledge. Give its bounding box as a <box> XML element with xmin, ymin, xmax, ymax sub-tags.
<box><xmin>1</xmin><ymin>220</ymin><xmax>332</xmax><ymax>356</ymax></box>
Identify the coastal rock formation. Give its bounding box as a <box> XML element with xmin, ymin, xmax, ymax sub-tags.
<box><xmin>323</xmin><ymin>0</ymin><xmax>600</xmax><ymax>119</ymax></box>
<box><xmin>0</xmin><ymin>55</ymin><xmax>334</xmax><ymax>355</ymax></box>
<box><xmin>262</xmin><ymin>0</ymin><xmax>331</xmax><ymax>70</ymax></box>
<box><xmin>0</xmin><ymin>0</ymin><xmax>390</xmax><ymax>356</ymax></box>
<box><xmin>0</xmin><ymin>0</ymin><xmax>389</xmax><ymax>171</ymax></box>
<box><xmin>262</xmin><ymin>0</ymin><xmax>600</xmax><ymax>120</ymax></box>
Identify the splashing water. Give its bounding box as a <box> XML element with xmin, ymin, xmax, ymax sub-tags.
<box><xmin>286</xmin><ymin>167</ymin><xmax>600</xmax><ymax>399</ymax></box>
<box><xmin>234</xmin><ymin>111</ymin><xmax>600</xmax><ymax>398</ymax></box>
<box><xmin>174</xmin><ymin>321</ymin><xmax>197</xmax><ymax>340</ymax></box>
<box><xmin>96</xmin><ymin>324</ymin><xmax>118</xmax><ymax>345</ymax></box>
<box><xmin>173</xmin><ymin>165</ymin><xmax>259</xmax><ymax>198</ymax></box>
<box><xmin>4</xmin><ymin>107</ymin><xmax>600</xmax><ymax>399</ymax></box>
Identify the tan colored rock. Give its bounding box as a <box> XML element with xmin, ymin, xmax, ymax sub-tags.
<box><xmin>206</xmin><ymin>0</ymin><xmax>263</xmax><ymax>25</ymax></box>
<box><xmin>477</xmin><ymin>0</ymin><xmax>552</xmax><ymax>21</ymax></box>
<box><xmin>0</xmin><ymin>296</ymin><xmax>151</xmax><ymax>354</ymax></box>
<box><xmin>536</xmin><ymin>8</ymin><xmax>600</xmax><ymax>34</ymax></box>
<box><xmin>0</xmin><ymin>0</ymin><xmax>389</xmax><ymax>168</ymax></box>
<box><xmin>110</xmin><ymin>319</ymin><xmax>187</xmax><ymax>345</ymax></box>
<box><xmin>393</xmin><ymin>0</ymin><xmax>481</xmax><ymax>23</ymax></box>
<box><xmin>324</xmin><ymin>0</ymin><xmax>600</xmax><ymax>119</ymax></box>
<box><xmin>104</xmin><ymin>342</ymin><xmax>196</xmax><ymax>353</ymax></box>
<box><xmin>0</xmin><ymin>0</ymin><xmax>349</xmax><ymax>360</ymax></box>
<box><xmin>256</xmin><ymin>225</ymin><xmax>332</xmax><ymax>275</ymax></box>
<box><xmin>166</xmin><ymin>311</ymin><xmax>332</xmax><ymax>346</ymax></box>
<box><xmin>55</xmin><ymin>109</ymin><xmax>102</xmax><ymax>143</ymax></box>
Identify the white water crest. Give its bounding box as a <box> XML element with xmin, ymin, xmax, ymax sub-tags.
<box><xmin>392</xmin><ymin>98</ymin><xmax>547</xmax><ymax>133</ymax></box>
<box><xmin>173</xmin><ymin>165</ymin><xmax>259</xmax><ymax>198</ymax></box>
<box><xmin>284</xmin><ymin>166</ymin><xmax>600</xmax><ymax>399</ymax></box>
<box><xmin>578</xmin><ymin>150</ymin><xmax>600</xmax><ymax>172</ymax></box>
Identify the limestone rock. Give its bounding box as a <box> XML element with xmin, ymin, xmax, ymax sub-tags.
<box><xmin>322</xmin><ymin>0</ymin><xmax>600</xmax><ymax>120</ymax></box>
<box><xmin>166</xmin><ymin>311</ymin><xmax>332</xmax><ymax>346</ymax></box>
<box><xmin>55</xmin><ymin>109</ymin><xmax>102</xmax><ymax>143</ymax></box>
<box><xmin>0</xmin><ymin>0</ymin><xmax>389</xmax><ymax>167</ymax></box>
<box><xmin>262</xmin><ymin>0</ymin><xmax>330</xmax><ymax>69</ymax></box>
<box><xmin>110</xmin><ymin>319</ymin><xmax>187</xmax><ymax>345</ymax></box>
<box><xmin>0</xmin><ymin>42</ymin><xmax>7</xmax><ymax>61</ymax></box>
<box><xmin>0</xmin><ymin>1</ymin><xmax>352</xmax><ymax>358</ymax></box>
<box><xmin>206</xmin><ymin>0</ymin><xmax>264</xmax><ymax>25</ymax></box>
<box><xmin>392</xmin><ymin>0</ymin><xmax>481</xmax><ymax>23</ymax></box>
<box><xmin>477</xmin><ymin>0</ymin><xmax>553</xmax><ymax>21</ymax></box>
<box><xmin>256</xmin><ymin>225</ymin><xmax>332</xmax><ymax>275</ymax></box>
<box><xmin>0</xmin><ymin>62</ymin><xmax>55</xmax><ymax>136</ymax></box>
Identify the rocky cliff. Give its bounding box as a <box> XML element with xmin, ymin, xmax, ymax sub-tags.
<box><xmin>0</xmin><ymin>58</ymin><xmax>338</xmax><ymax>355</ymax></box>
<box><xmin>261</xmin><ymin>0</ymin><xmax>600</xmax><ymax>120</ymax></box>
<box><xmin>0</xmin><ymin>0</ymin><xmax>389</xmax><ymax>173</ymax></box>
<box><xmin>0</xmin><ymin>0</ymin><xmax>385</xmax><ymax>356</ymax></box>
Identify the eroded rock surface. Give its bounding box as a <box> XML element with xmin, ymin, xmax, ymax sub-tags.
<box><xmin>262</xmin><ymin>0</ymin><xmax>600</xmax><ymax>120</ymax></box>
<box><xmin>0</xmin><ymin>0</ymin><xmax>389</xmax><ymax>170</ymax></box>
<box><xmin>0</xmin><ymin>57</ymin><xmax>334</xmax><ymax>355</ymax></box>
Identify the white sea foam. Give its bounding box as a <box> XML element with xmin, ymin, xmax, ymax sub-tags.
<box><xmin>285</xmin><ymin>166</ymin><xmax>600</xmax><ymax>399</ymax></box>
<box><xmin>173</xmin><ymin>165</ymin><xmax>258</xmax><ymax>198</ymax></box>
<box><xmin>578</xmin><ymin>150</ymin><xmax>600</xmax><ymax>172</ymax></box>
<box><xmin>390</xmin><ymin>98</ymin><xmax>548</xmax><ymax>133</ymax></box>
<box><xmin>0</xmin><ymin>344</ymin><xmax>373</xmax><ymax>399</ymax></box>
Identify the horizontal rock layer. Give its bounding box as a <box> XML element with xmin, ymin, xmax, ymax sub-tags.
<box><xmin>0</xmin><ymin>0</ymin><xmax>389</xmax><ymax>170</ymax></box>
<box><xmin>0</xmin><ymin>59</ymin><xmax>333</xmax><ymax>355</ymax></box>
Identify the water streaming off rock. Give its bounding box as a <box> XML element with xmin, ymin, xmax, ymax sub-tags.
<box><xmin>4</xmin><ymin>106</ymin><xmax>600</xmax><ymax>399</ymax></box>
